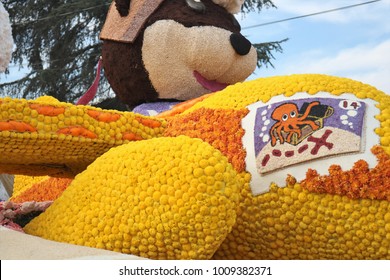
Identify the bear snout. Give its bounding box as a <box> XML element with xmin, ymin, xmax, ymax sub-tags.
<box><xmin>229</xmin><ymin>33</ymin><xmax>252</xmax><ymax>56</ymax></box>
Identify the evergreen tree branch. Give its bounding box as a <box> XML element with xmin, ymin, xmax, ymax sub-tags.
<box><xmin>253</xmin><ymin>38</ymin><xmax>289</xmax><ymax>68</ymax></box>
<box><xmin>242</xmin><ymin>0</ymin><xmax>276</xmax><ymax>13</ymax></box>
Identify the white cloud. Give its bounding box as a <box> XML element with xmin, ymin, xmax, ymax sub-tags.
<box><xmin>273</xmin><ymin>0</ymin><xmax>389</xmax><ymax>24</ymax></box>
<box><xmin>268</xmin><ymin>39</ymin><xmax>390</xmax><ymax>94</ymax></box>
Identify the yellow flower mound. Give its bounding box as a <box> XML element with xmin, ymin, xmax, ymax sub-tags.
<box><xmin>188</xmin><ymin>74</ymin><xmax>386</xmax><ymax>111</ymax></box>
<box><xmin>24</xmin><ymin>136</ymin><xmax>241</xmax><ymax>259</ymax></box>
<box><xmin>214</xmin><ymin>177</ymin><xmax>390</xmax><ymax>259</ymax></box>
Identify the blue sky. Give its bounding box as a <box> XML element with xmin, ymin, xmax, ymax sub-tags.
<box><xmin>239</xmin><ymin>0</ymin><xmax>390</xmax><ymax>94</ymax></box>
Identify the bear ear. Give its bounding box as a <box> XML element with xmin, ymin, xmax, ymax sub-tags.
<box><xmin>101</xmin><ymin>0</ymin><xmax>165</xmax><ymax>43</ymax></box>
<box><xmin>115</xmin><ymin>0</ymin><xmax>131</xmax><ymax>17</ymax></box>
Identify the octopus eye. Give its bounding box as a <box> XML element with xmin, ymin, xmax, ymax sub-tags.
<box><xmin>282</xmin><ymin>114</ymin><xmax>288</xmax><ymax>121</ymax></box>
<box><xmin>186</xmin><ymin>0</ymin><xmax>206</xmax><ymax>13</ymax></box>
<box><xmin>290</xmin><ymin>111</ymin><xmax>297</xmax><ymax>118</ymax></box>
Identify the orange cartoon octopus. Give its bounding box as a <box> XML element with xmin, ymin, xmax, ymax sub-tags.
<box><xmin>270</xmin><ymin>101</ymin><xmax>320</xmax><ymax>146</ymax></box>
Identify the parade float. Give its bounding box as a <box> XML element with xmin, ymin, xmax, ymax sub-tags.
<box><xmin>1</xmin><ymin>0</ymin><xmax>389</xmax><ymax>260</ymax></box>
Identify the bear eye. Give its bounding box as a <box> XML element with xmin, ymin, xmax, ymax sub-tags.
<box><xmin>290</xmin><ymin>111</ymin><xmax>297</xmax><ymax>118</ymax></box>
<box><xmin>282</xmin><ymin>114</ymin><xmax>288</xmax><ymax>121</ymax></box>
<box><xmin>186</xmin><ymin>0</ymin><xmax>206</xmax><ymax>13</ymax></box>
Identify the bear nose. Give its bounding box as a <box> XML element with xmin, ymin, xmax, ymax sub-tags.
<box><xmin>230</xmin><ymin>33</ymin><xmax>252</xmax><ymax>56</ymax></box>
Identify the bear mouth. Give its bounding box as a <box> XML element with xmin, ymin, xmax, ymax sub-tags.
<box><xmin>193</xmin><ymin>71</ymin><xmax>229</xmax><ymax>93</ymax></box>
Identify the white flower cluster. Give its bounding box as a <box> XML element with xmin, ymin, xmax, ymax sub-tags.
<box><xmin>0</xmin><ymin>2</ymin><xmax>14</xmax><ymax>73</ymax></box>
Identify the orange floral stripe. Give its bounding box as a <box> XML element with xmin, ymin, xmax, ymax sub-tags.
<box><xmin>301</xmin><ymin>146</ymin><xmax>390</xmax><ymax>201</ymax></box>
<box><xmin>29</xmin><ymin>104</ymin><xmax>65</xmax><ymax>116</ymax></box>
<box><xmin>122</xmin><ymin>132</ymin><xmax>144</xmax><ymax>141</ymax></box>
<box><xmin>11</xmin><ymin>177</ymin><xmax>73</xmax><ymax>203</ymax></box>
<box><xmin>57</xmin><ymin>126</ymin><xmax>97</xmax><ymax>139</ymax></box>
<box><xmin>87</xmin><ymin>110</ymin><xmax>121</xmax><ymax>122</ymax></box>
<box><xmin>164</xmin><ymin>108</ymin><xmax>249</xmax><ymax>172</ymax></box>
<box><xmin>135</xmin><ymin>117</ymin><xmax>163</xmax><ymax>128</ymax></box>
<box><xmin>0</xmin><ymin>121</ymin><xmax>36</xmax><ymax>132</ymax></box>
<box><xmin>156</xmin><ymin>93</ymin><xmax>214</xmax><ymax>118</ymax></box>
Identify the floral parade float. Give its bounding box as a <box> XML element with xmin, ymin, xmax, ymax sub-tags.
<box><xmin>1</xmin><ymin>73</ymin><xmax>389</xmax><ymax>259</ymax></box>
<box><xmin>1</xmin><ymin>0</ymin><xmax>390</xmax><ymax>260</ymax></box>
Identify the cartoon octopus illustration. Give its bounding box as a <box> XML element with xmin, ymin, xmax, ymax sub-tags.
<box><xmin>270</xmin><ymin>101</ymin><xmax>320</xmax><ymax>146</ymax></box>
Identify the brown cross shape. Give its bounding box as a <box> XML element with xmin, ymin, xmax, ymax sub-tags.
<box><xmin>307</xmin><ymin>129</ymin><xmax>334</xmax><ymax>155</ymax></box>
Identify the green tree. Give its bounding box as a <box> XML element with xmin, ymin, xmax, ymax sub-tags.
<box><xmin>0</xmin><ymin>0</ymin><xmax>286</xmax><ymax>103</ymax></box>
<box><xmin>0</xmin><ymin>0</ymin><xmax>110</xmax><ymax>102</ymax></box>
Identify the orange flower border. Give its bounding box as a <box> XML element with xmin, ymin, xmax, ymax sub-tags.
<box><xmin>301</xmin><ymin>146</ymin><xmax>390</xmax><ymax>201</ymax></box>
